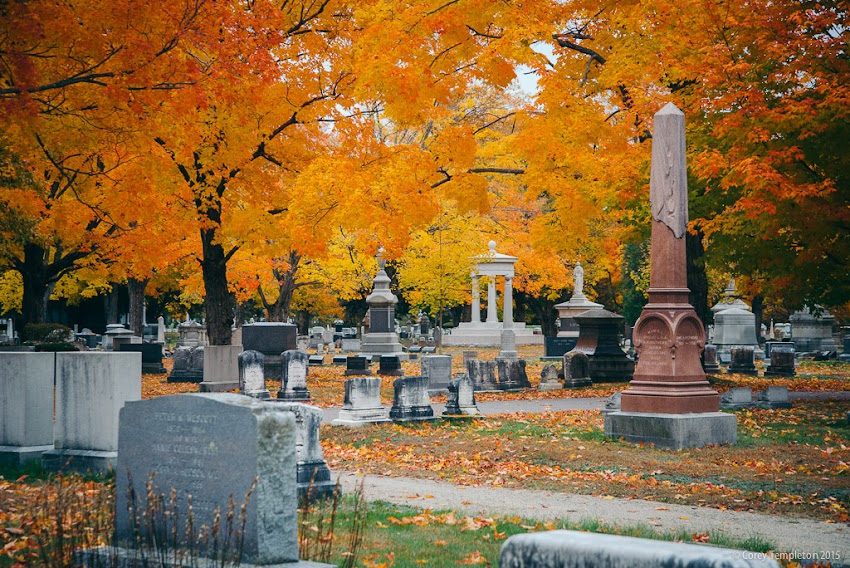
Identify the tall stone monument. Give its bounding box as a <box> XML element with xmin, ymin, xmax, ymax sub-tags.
<box><xmin>360</xmin><ymin>248</ymin><xmax>406</xmax><ymax>360</ymax></box>
<box><xmin>549</xmin><ymin>262</ymin><xmax>602</xmax><ymax>357</ymax></box>
<box><xmin>604</xmin><ymin>103</ymin><xmax>736</xmax><ymax>449</ymax></box>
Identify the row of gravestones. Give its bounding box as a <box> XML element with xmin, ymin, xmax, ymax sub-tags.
<box><xmin>703</xmin><ymin>344</ymin><xmax>796</xmax><ymax>377</ymax></box>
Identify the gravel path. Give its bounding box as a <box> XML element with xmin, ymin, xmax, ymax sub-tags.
<box><xmin>338</xmin><ymin>472</ymin><xmax>850</xmax><ymax>560</ymax></box>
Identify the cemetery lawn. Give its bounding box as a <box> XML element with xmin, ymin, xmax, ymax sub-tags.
<box><xmin>322</xmin><ymin>400</ymin><xmax>850</xmax><ymax>524</ymax></box>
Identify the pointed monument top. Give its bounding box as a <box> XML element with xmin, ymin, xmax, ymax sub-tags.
<box><xmin>656</xmin><ymin>102</ymin><xmax>684</xmax><ymax>116</ymax></box>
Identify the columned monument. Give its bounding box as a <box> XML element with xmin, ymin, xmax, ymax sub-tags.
<box><xmin>360</xmin><ymin>248</ymin><xmax>406</xmax><ymax>359</ymax></box>
<box><xmin>604</xmin><ymin>103</ymin><xmax>736</xmax><ymax>449</ymax></box>
<box><xmin>444</xmin><ymin>241</ymin><xmax>542</xmax><ymax>347</ymax></box>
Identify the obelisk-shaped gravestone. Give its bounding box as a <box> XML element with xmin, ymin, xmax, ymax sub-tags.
<box><xmin>604</xmin><ymin>103</ymin><xmax>736</xmax><ymax>449</ymax></box>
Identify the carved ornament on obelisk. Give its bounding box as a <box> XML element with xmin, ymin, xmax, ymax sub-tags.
<box><xmin>619</xmin><ymin>103</ymin><xmax>720</xmax><ymax>414</ymax></box>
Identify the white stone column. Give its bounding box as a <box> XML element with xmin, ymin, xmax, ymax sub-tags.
<box><xmin>503</xmin><ymin>276</ymin><xmax>514</xmax><ymax>328</ymax></box>
<box><xmin>471</xmin><ymin>275</ymin><xmax>481</xmax><ymax>324</ymax></box>
<box><xmin>486</xmin><ymin>275</ymin><xmax>498</xmax><ymax>323</ymax></box>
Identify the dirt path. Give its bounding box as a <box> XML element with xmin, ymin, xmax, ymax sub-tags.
<box><xmin>338</xmin><ymin>471</ymin><xmax>850</xmax><ymax>560</ymax></box>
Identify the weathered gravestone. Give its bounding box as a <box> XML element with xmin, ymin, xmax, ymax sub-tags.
<box><xmin>499</xmin><ymin>530</ymin><xmax>778</xmax><ymax>568</ymax></box>
<box><xmin>108</xmin><ymin>394</ymin><xmax>328</xmax><ymax>567</ymax></box>
<box><xmin>344</xmin><ymin>355</ymin><xmax>372</xmax><ymax>376</ymax></box>
<box><xmin>702</xmin><ymin>343</ymin><xmax>721</xmax><ymax>374</ymax></box>
<box><xmin>720</xmin><ymin>387</ymin><xmax>754</xmax><ymax>410</ymax></box>
<box><xmin>496</xmin><ymin>357</ymin><xmax>531</xmax><ymax>390</ymax></box>
<box><xmin>563</xmin><ymin>351</ymin><xmax>592</xmax><ymax>388</ymax></box>
<box><xmin>168</xmin><ymin>346</ymin><xmax>204</xmax><ymax>383</ymax></box>
<box><xmin>308</xmin><ymin>355</ymin><xmax>325</xmax><ymax>367</ymax></box>
<box><xmin>389</xmin><ymin>376</ymin><xmax>436</xmax><ymax>421</ymax></box>
<box><xmin>242</xmin><ymin>322</ymin><xmax>297</xmax><ymax>379</ymax></box>
<box><xmin>573</xmin><ymin>308</ymin><xmax>635</xmax><ymax>382</ymax></box>
<box><xmin>43</xmin><ymin>352</ymin><xmax>141</xmax><ymax>473</ymax></box>
<box><xmin>239</xmin><ymin>350</ymin><xmax>270</xmax><ymax>399</ymax></box>
<box><xmin>765</xmin><ymin>344</ymin><xmax>795</xmax><ymax>376</ymax></box>
<box><xmin>273</xmin><ymin>402</ymin><xmax>335</xmax><ymax>501</ymax></box>
<box><xmin>757</xmin><ymin>386</ymin><xmax>792</xmax><ymax>409</ymax></box>
<box><xmin>443</xmin><ymin>375</ymin><xmax>481</xmax><ymax>417</ymax></box>
<box><xmin>0</xmin><ymin>353</ymin><xmax>55</xmax><ymax>465</ymax></box>
<box><xmin>728</xmin><ymin>346</ymin><xmax>758</xmax><ymax>376</ymax></box>
<box><xmin>278</xmin><ymin>350</ymin><xmax>311</xmax><ymax>401</ymax></box>
<box><xmin>119</xmin><ymin>343</ymin><xmax>166</xmax><ymax>374</ymax></box>
<box><xmin>200</xmin><ymin>345</ymin><xmax>241</xmax><ymax>393</ymax></box>
<box><xmin>466</xmin><ymin>359</ymin><xmax>499</xmax><ymax>392</ymax></box>
<box><xmin>331</xmin><ymin>377</ymin><xmax>390</xmax><ymax>426</ymax></box>
<box><xmin>378</xmin><ymin>354</ymin><xmax>404</xmax><ymax>376</ymax></box>
<box><xmin>537</xmin><ymin>364</ymin><xmax>562</xmax><ymax>392</ymax></box>
<box><xmin>421</xmin><ymin>354</ymin><xmax>452</xmax><ymax>392</ymax></box>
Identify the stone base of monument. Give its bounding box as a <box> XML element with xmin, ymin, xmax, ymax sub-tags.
<box><xmin>587</xmin><ymin>357</ymin><xmax>635</xmax><ymax>382</ymax></box>
<box><xmin>0</xmin><ymin>445</ymin><xmax>54</xmax><ymax>467</ymax></box>
<box><xmin>361</xmin><ymin>332</ymin><xmax>408</xmax><ymax>360</ymax></box>
<box><xmin>604</xmin><ymin>412</ymin><xmax>737</xmax><ymax>450</ymax></box>
<box><xmin>42</xmin><ymin>449</ymin><xmax>117</xmax><ymax>474</ymax></box>
<box><xmin>563</xmin><ymin>377</ymin><xmax>592</xmax><ymax>388</ymax></box>
<box><xmin>331</xmin><ymin>408</ymin><xmax>391</xmax><ymax>427</ymax></box>
<box><xmin>199</xmin><ymin>345</ymin><xmax>241</xmax><ymax>392</ymax></box>
<box><xmin>76</xmin><ymin>547</ymin><xmax>332</xmax><ymax>568</ymax></box>
<box><xmin>277</xmin><ymin>388</ymin><xmax>311</xmax><ymax>401</ymax></box>
<box><xmin>297</xmin><ymin>462</ymin><xmax>337</xmax><ymax>503</ymax></box>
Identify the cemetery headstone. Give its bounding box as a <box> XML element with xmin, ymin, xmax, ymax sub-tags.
<box><xmin>389</xmin><ymin>376</ymin><xmax>436</xmax><ymax>421</ymax></box>
<box><xmin>544</xmin><ymin>336</ymin><xmax>578</xmax><ymax>359</ymax></box>
<box><xmin>702</xmin><ymin>343</ymin><xmax>721</xmax><ymax>374</ymax></box>
<box><xmin>273</xmin><ymin>402</ymin><xmax>335</xmax><ymax>501</ymax></box>
<box><xmin>601</xmin><ymin>392</ymin><xmax>621</xmax><ymax>415</ymax></box>
<box><xmin>563</xmin><ymin>350</ymin><xmax>592</xmax><ymax>388</ymax></box>
<box><xmin>239</xmin><ymin>350</ymin><xmax>270</xmax><ymax>399</ymax></box>
<box><xmin>765</xmin><ymin>344</ymin><xmax>795</xmax><ymax>376</ymax></box>
<box><xmin>156</xmin><ymin>315</ymin><xmax>166</xmax><ymax>344</ymax></box>
<box><xmin>443</xmin><ymin>375</ymin><xmax>481</xmax><ymax>417</ymax></box>
<box><xmin>278</xmin><ymin>349</ymin><xmax>311</xmax><ymax>400</ymax></box>
<box><xmin>378</xmin><ymin>354</ymin><xmax>404</xmax><ymax>376</ymax></box>
<box><xmin>344</xmin><ymin>355</ymin><xmax>372</xmax><ymax>376</ymax></box>
<box><xmin>0</xmin><ymin>353</ymin><xmax>55</xmax><ymax>465</ymax></box>
<box><xmin>462</xmin><ymin>350</ymin><xmax>479</xmax><ymax>364</ymax></box>
<box><xmin>728</xmin><ymin>346</ymin><xmax>758</xmax><ymax>376</ymax></box>
<box><xmin>332</xmin><ymin>355</ymin><xmax>347</xmax><ymax>365</ymax></box>
<box><xmin>499</xmin><ymin>530</ymin><xmax>779</xmax><ymax>568</ymax></box>
<box><xmin>757</xmin><ymin>386</ymin><xmax>792</xmax><ymax>409</ymax></box>
<box><xmin>466</xmin><ymin>359</ymin><xmax>499</xmax><ymax>392</ymax></box>
<box><xmin>199</xmin><ymin>345</ymin><xmax>241</xmax><ymax>392</ymax></box>
<box><xmin>496</xmin><ymin>357</ymin><xmax>531</xmax><ymax>390</ymax></box>
<box><xmin>421</xmin><ymin>354</ymin><xmax>452</xmax><ymax>392</ymax></box>
<box><xmin>573</xmin><ymin>308</ymin><xmax>634</xmax><ymax>382</ymax></box>
<box><xmin>421</xmin><ymin>346</ymin><xmax>437</xmax><ymax>354</ymax></box>
<box><xmin>110</xmin><ymin>393</ymin><xmax>317</xmax><ymax>566</ymax></box>
<box><xmin>168</xmin><ymin>346</ymin><xmax>204</xmax><ymax>383</ymax></box>
<box><xmin>176</xmin><ymin>320</ymin><xmax>207</xmax><ymax>347</ymax></box>
<box><xmin>308</xmin><ymin>354</ymin><xmax>325</xmax><ymax>367</ymax></box>
<box><xmin>720</xmin><ymin>387</ymin><xmax>754</xmax><ymax>410</ymax></box>
<box><xmin>43</xmin><ymin>352</ymin><xmax>141</xmax><ymax>473</ymax></box>
<box><xmin>119</xmin><ymin>343</ymin><xmax>166</xmax><ymax>374</ymax></box>
<box><xmin>242</xmin><ymin>322</ymin><xmax>297</xmax><ymax>379</ymax></box>
<box><xmin>537</xmin><ymin>364</ymin><xmax>562</xmax><ymax>391</ymax></box>
<box><xmin>331</xmin><ymin>377</ymin><xmax>390</xmax><ymax>426</ymax></box>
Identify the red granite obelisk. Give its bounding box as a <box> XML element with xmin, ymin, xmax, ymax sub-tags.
<box><xmin>605</xmin><ymin>103</ymin><xmax>735</xmax><ymax>449</ymax></box>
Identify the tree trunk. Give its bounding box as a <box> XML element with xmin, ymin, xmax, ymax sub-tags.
<box><xmin>201</xmin><ymin>227</ymin><xmax>232</xmax><ymax>345</ymax></box>
<box><xmin>751</xmin><ymin>295</ymin><xmax>765</xmax><ymax>342</ymax></box>
<box><xmin>20</xmin><ymin>243</ymin><xmax>50</xmax><ymax>325</ymax></box>
<box><xmin>686</xmin><ymin>230</ymin><xmax>709</xmax><ymax>327</ymax></box>
<box><xmin>105</xmin><ymin>285</ymin><xmax>120</xmax><ymax>325</ymax></box>
<box><xmin>128</xmin><ymin>277</ymin><xmax>149</xmax><ymax>336</ymax></box>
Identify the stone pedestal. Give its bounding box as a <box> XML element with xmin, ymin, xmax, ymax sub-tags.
<box><xmin>496</xmin><ymin>357</ymin><xmax>530</xmax><ymax>390</ymax></box>
<box><xmin>103</xmin><ymin>324</ymin><xmax>134</xmax><ymax>350</ymax></box>
<box><xmin>331</xmin><ymin>377</ymin><xmax>390</xmax><ymax>427</ymax></box>
<box><xmin>389</xmin><ymin>376</ymin><xmax>436</xmax><ymax>421</ymax></box>
<box><xmin>278</xmin><ymin>350</ymin><xmax>311</xmax><ymax>400</ymax></box>
<box><xmin>553</xmin><ymin>274</ymin><xmax>602</xmax><ymax>344</ymax></box>
<box><xmin>198</xmin><ymin>345</ymin><xmax>241</xmax><ymax>392</ymax></box>
<box><xmin>563</xmin><ymin>351</ymin><xmax>592</xmax><ymax>388</ymax></box>
<box><xmin>444</xmin><ymin>376</ymin><xmax>481</xmax><ymax>417</ymax></box>
<box><xmin>176</xmin><ymin>320</ymin><xmax>207</xmax><ymax>347</ymax></box>
<box><xmin>574</xmin><ymin>309</ymin><xmax>634</xmax><ymax>383</ymax></box>
<box><xmin>606</xmin><ymin>103</ymin><xmax>733</xmax><ymax>449</ymax></box>
<box><xmin>239</xmin><ymin>350</ymin><xmax>270</xmax><ymax>399</ymax></box>
<box><xmin>0</xmin><ymin>353</ymin><xmax>55</xmax><ymax>465</ymax></box>
<box><xmin>43</xmin><ymin>352</ymin><xmax>142</xmax><ymax>473</ymax></box>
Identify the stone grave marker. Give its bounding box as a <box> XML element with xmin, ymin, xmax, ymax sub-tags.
<box><xmin>119</xmin><ymin>343</ymin><xmax>166</xmax><ymax>374</ymax></box>
<box><xmin>728</xmin><ymin>346</ymin><xmax>757</xmax><ymax>376</ymax></box>
<box><xmin>199</xmin><ymin>345</ymin><xmax>241</xmax><ymax>393</ymax></box>
<box><xmin>462</xmin><ymin>350</ymin><xmax>479</xmax><ymax>364</ymax></box>
<box><xmin>496</xmin><ymin>357</ymin><xmax>531</xmax><ymax>390</ymax></box>
<box><xmin>108</xmin><ymin>393</ymin><xmax>324</xmax><ymax>567</ymax></box>
<box><xmin>389</xmin><ymin>376</ymin><xmax>436</xmax><ymax>421</ymax></box>
<box><xmin>765</xmin><ymin>344</ymin><xmax>795</xmax><ymax>376</ymax></box>
<box><xmin>757</xmin><ymin>386</ymin><xmax>792</xmax><ymax>409</ymax></box>
<box><xmin>466</xmin><ymin>359</ymin><xmax>499</xmax><ymax>392</ymax></box>
<box><xmin>273</xmin><ymin>402</ymin><xmax>334</xmax><ymax>501</ymax></box>
<box><xmin>242</xmin><ymin>322</ymin><xmax>297</xmax><ymax>379</ymax></box>
<box><xmin>537</xmin><ymin>364</ymin><xmax>562</xmax><ymax>391</ymax></box>
<box><xmin>378</xmin><ymin>354</ymin><xmax>404</xmax><ymax>376</ymax></box>
<box><xmin>239</xmin><ymin>350</ymin><xmax>270</xmax><ymax>399</ymax></box>
<box><xmin>344</xmin><ymin>355</ymin><xmax>372</xmax><ymax>376</ymax></box>
<box><xmin>168</xmin><ymin>346</ymin><xmax>204</xmax><ymax>383</ymax></box>
<box><xmin>308</xmin><ymin>354</ymin><xmax>325</xmax><ymax>367</ymax></box>
<box><xmin>331</xmin><ymin>377</ymin><xmax>390</xmax><ymax>426</ymax></box>
<box><xmin>443</xmin><ymin>375</ymin><xmax>480</xmax><ymax>417</ymax></box>
<box><xmin>332</xmin><ymin>355</ymin><xmax>347</xmax><ymax>365</ymax></box>
<box><xmin>720</xmin><ymin>387</ymin><xmax>754</xmax><ymax>410</ymax></box>
<box><xmin>563</xmin><ymin>351</ymin><xmax>592</xmax><ymax>388</ymax></box>
<box><xmin>702</xmin><ymin>344</ymin><xmax>721</xmax><ymax>374</ymax></box>
<box><xmin>278</xmin><ymin>350</ymin><xmax>311</xmax><ymax>401</ymax></box>
<box><xmin>0</xmin><ymin>353</ymin><xmax>55</xmax><ymax>465</ymax></box>
<box><xmin>43</xmin><ymin>352</ymin><xmax>141</xmax><ymax>473</ymax></box>
<box><xmin>421</xmin><ymin>354</ymin><xmax>452</xmax><ymax>392</ymax></box>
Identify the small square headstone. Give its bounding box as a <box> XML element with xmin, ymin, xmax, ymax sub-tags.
<box><xmin>331</xmin><ymin>377</ymin><xmax>390</xmax><ymax>426</ymax></box>
<box><xmin>466</xmin><ymin>359</ymin><xmax>498</xmax><ymax>392</ymax></box>
<box><xmin>728</xmin><ymin>346</ymin><xmax>757</xmax><ymax>376</ymax></box>
<box><xmin>444</xmin><ymin>375</ymin><xmax>480</xmax><ymax>417</ymax></box>
<box><xmin>563</xmin><ymin>351</ymin><xmax>592</xmax><ymax>388</ymax></box>
<box><xmin>278</xmin><ymin>350</ymin><xmax>310</xmax><ymax>401</ymax></box>
<box><xmin>344</xmin><ymin>355</ymin><xmax>372</xmax><ymax>376</ymax></box>
<box><xmin>378</xmin><ymin>355</ymin><xmax>404</xmax><ymax>376</ymax></box>
<box><xmin>496</xmin><ymin>357</ymin><xmax>531</xmax><ymax>390</ymax></box>
<box><xmin>389</xmin><ymin>376</ymin><xmax>435</xmax><ymax>421</ymax></box>
<box><xmin>538</xmin><ymin>364</ymin><xmax>563</xmax><ymax>391</ymax></box>
<box><xmin>239</xmin><ymin>350</ymin><xmax>270</xmax><ymax>399</ymax></box>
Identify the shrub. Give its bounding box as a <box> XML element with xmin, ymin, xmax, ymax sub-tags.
<box><xmin>22</xmin><ymin>323</ymin><xmax>72</xmax><ymax>343</ymax></box>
